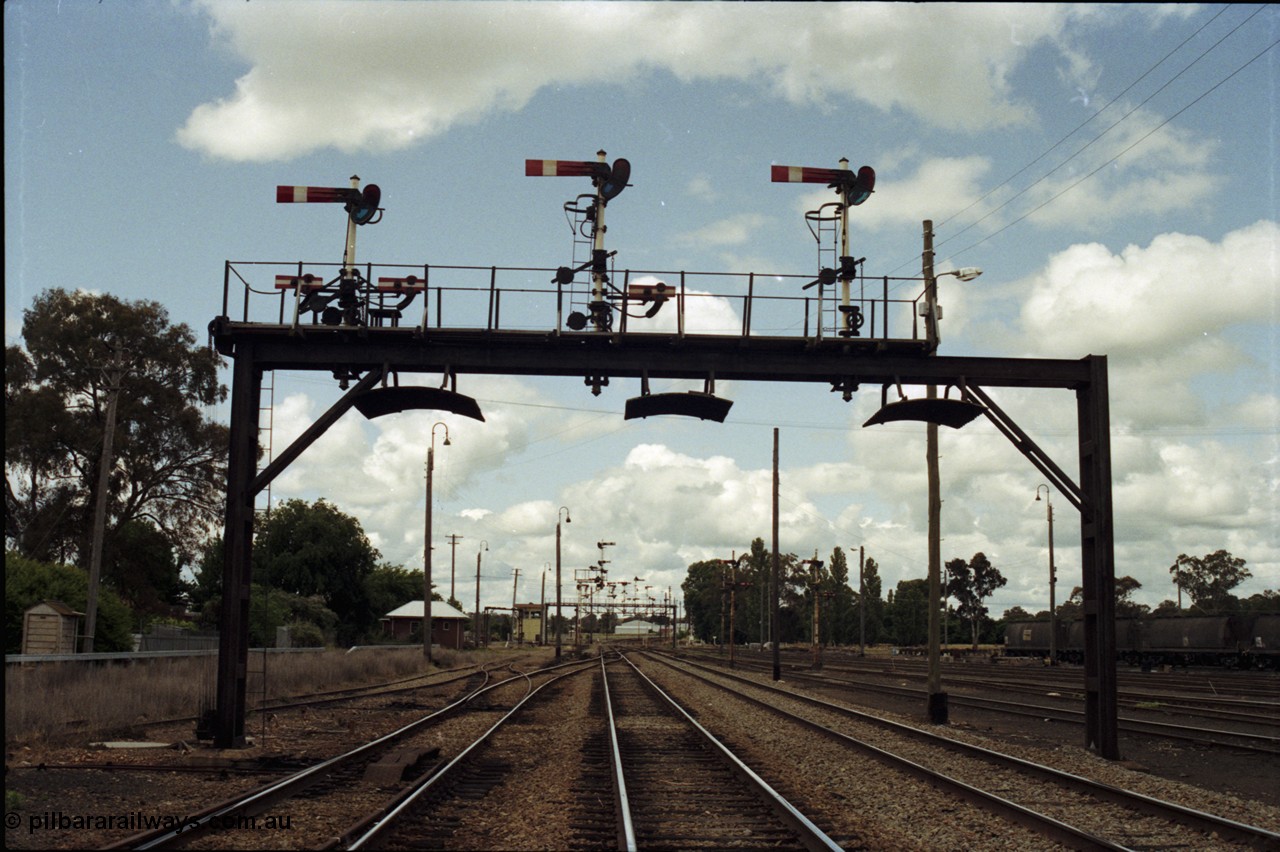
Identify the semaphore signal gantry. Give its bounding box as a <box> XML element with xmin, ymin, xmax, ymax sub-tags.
<box><xmin>209</xmin><ymin>154</ymin><xmax>1121</xmax><ymax>763</ymax></box>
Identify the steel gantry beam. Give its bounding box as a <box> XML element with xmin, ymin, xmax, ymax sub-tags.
<box><xmin>209</xmin><ymin>320</ymin><xmax>1119</xmax><ymax>759</ymax></box>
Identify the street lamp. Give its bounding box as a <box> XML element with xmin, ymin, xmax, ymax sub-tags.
<box><xmin>922</xmin><ymin>221</ymin><xmax>984</xmax><ymax>724</ymax></box>
<box><xmin>555</xmin><ymin>507</ymin><xmax>570</xmax><ymax>660</ymax></box>
<box><xmin>474</xmin><ymin>540</ymin><xmax>488</xmax><ymax>647</ymax></box>
<box><xmin>541</xmin><ymin>563</ymin><xmax>549</xmax><ymax>645</ymax></box>
<box><xmin>424</xmin><ymin>422</ymin><xmax>451</xmax><ymax>662</ymax></box>
<box><xmin>1036</xmin><ymin>485</ymin><xmax>1058</xmax><ymax>665</ymax></box>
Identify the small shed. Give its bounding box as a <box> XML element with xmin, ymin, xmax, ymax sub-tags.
<box><xmin>22</xmin><ymin>600</ymin><xmax>83</xmax><ymax>655</ymax></box>
<box><xmin>381</xmin><ymin>600</ymin><xmax>470</xmax><ymax>649</ymax></box>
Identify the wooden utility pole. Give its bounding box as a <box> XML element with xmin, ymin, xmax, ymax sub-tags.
<box><xmin>511</xmin><ymin>567</ymin><xmax>521</xmax><ymax>644</ymax></box>
<box><xmin>771</xmin><ymin>428</ymin><xmax>781</xmax><ymax>681</ymax></box>
<box><xmin>924</xmin><ymin>220</ymin><xmax>947</xmax><ymax>724</ymax></box>
<box><xmin>811</xmin><ymin>551</ymin><xmax>822</xmax><ymax>670</ymax></box>
<box><xmin>424</xmin><ymin>447</ymin><xmax>433</xmax><ymax>662</ymax></box>
<box><xmin>447</xmin><ymin>534</ymin><xmax>463</xmax><ymax>602</ymax></box>
<box><xmin>859</xmin><ymin>546</ymin><xmax>866</xmax><ymax>656</ymax></box>
<box><xmin>474</xmin><ymin>550</ymin><xmax>482</xmax><ymax>648</ymax></box>
<box><xmin>83</xmin><ymin>351</ymin><xmax>125</xmax><ymax>653</ymax></box>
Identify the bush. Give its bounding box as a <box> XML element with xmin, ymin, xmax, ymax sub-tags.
<box><xmin>5</xmin><ymin>551</ymin><xmax>135</xmax><ymax>653</ymax></box>
<box><xmin>285</xmin><ymin>619</ymin><xmax>325</xmax><ymax>648</ymax></box>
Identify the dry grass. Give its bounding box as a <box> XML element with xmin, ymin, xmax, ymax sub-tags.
<box><xmin>4</xmin><ymin>646</ymin><xmax>464</xmax><ymax>746</ymax></box>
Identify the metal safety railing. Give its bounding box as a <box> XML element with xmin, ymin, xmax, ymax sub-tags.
<box><xmin>221</xmin><ymin>260</ymin><xmax>929</xmax><ymax>344</ymax></box>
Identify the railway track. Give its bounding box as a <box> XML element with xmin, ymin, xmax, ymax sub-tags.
<box><xmin>645</xmin><ymin>652</ymin><xmax>1280</xmax><ymax>850</ymax></box>
<box><xmin>686</xmin><ymin>651</ymin><xmax>1280</xmax><ymax>754</ymax></box>
<box><xmin>104</xmin><ymin>660</ymin><xmax>592</xmax><ymax>850</ymax></box>
<box><xmin>602</xmin><ymin>655</ymin><xmax>843</xmax><ymax>851</ymax></box>
<box><xmin>339</xmin><ymin>654</ymin><xmax>844</xmax><ymax>851</ymax></box>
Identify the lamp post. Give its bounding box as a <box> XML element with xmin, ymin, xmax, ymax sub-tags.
<box><xmin>510</xmin><ymin>567</ymin><xmax>521</xmax><ymax>645</ymax></box>
<box><xmin>922</xmin><ymin>219</ymin><xmax>983</xmax><ymax>724</ymax></box>
<box><xmin>540</xmin><ymin>563</ymin><xmax>549</xmax><ymax>646</ymax></box>
<box><xmin>474</xmin><ymin>540</ymin><xmax>488</xmax><ymax>647</ymax></box>
<box><xmin>555</xmin><ymin>507</ymin><xmax>570</xmax><ymax>660</ymax></box>
<box><xmin>424</xmin><ymin>422</ymin><xmax>450</xmax><ymax>662</ymax></box>
<box><xmin>1036</xmin><ymin>485</ymin><xmax>1058</xmax><ymax>665</ymax></box>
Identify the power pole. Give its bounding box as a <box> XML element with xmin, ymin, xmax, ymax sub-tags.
<box><xmin>811</xmin><ymin>551</ymin><xmax>822</xmax><ymax>669</ymax></box>
<box><xmin>447</xmin><ymin>534</ymin><xmax>463</xmax><ymax>602</ymax></box>
<box><xmin>771</xmin><ymin>427</ymin><xmax>781</xmax><ymax>681</ymax></box>
<box><xmin>511</xmin><ymin>567</ymin><xmax>521</xmax><ymax>644</ymax></box>
<box><xmin>859</xmin><ymin>545</ymin><xmax>866</xmax><ymax>656</ymax></box>
<box><xmin>924</xmin><ymin>219</ymin><xmax>947</xmax><ymax>724</ymax></box>
<box><xmin>83</xmin><ymin>351</ymin><xmax>126</xmax><ymax>653</ymax></box>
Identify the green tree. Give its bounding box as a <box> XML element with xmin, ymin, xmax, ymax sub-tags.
<box><xmin>682</xmin><ymin>559</ymin><xmax>723</xmax><ymax>643</ymax></box>
<box><xmin>190</xmin><ymin>536</ymin><xmax>224</xmax><ymax>610</ymax></box>
<box><xmin>853</xmin><ymin>556</ymin><xmax>885</xmax><ymax>646</ymax></box>
<box><xmin>364</xmin><ymin>563</ymin><xmax>429</xmax><ymax>627</ymax></box>
<box><xmin>825</xmin><ymin>547</ymin><xmax>857</xmax><ymax>646</ymax></box>
<box><xmin>1170</xmin><ymin>550</ymin><xmax>1252</xmax><ymax>613</ymax></box>
<box><xmin>253</xmin><ymin>499</ymin><xmax>380</xmax><ymax>644</ymax></box>
<box><xmin>5</xmin><ymin>290</ymin><xmax>227</xmax><ymax>569</ymax></box>
<box><xmin>1241</xmin><ymin>590</ymin><xmax>1279</xmax><ymax>613</ymax></box>
<box><xmin>1115</xmin><ymin>575</ymin><xmax>1149</xmax><ymax>618</ymax></box>
<box><xmin>885</xmin><ymin>578</ymin><xmax>930</xmax><ymax>646</ymax></box>
<box><xmin>5</xmin><ymin>551</ymin><xmax>133</xmax><ymax>653</ymax></box>
<box><xmin>1001</xmin><ymin>605</ymin><xmax>1033</xmax><ymax>622</ymax></box>
<box><xmin>682</xmin><ymin>541</ymin><xmax>806</xmax><ymax>645</ymax></box>
<box><xmin>946</xmin><ymin>552</ymin><xmax>1007</xmax><ymax>649</ymax></box>
<box><xmin>102</xmin><ymin>519</ymin><xmax>189</xmax><ymax>616</ymax></box>
<box><xmin>199</xmin><ymin>584</ymin><xmax>339</xmax><ymax>647</ymax></box>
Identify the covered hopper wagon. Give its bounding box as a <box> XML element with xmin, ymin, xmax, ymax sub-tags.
<box><xmin>1004</xmin><ymin>613</ymin><xmax>1278</xmax><ymax>669</ymax></box>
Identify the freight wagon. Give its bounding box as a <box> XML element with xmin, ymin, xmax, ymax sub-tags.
<box><xmin>1004</xmin><ymin>613</ymin><xmax>1279</xmax><ymax>669</ymax></box>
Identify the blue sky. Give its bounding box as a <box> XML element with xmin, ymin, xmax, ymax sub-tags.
<box><xmin>5</xmin><ymin>1</ymin><xmax>1277</xmax><ymax>621</ymax></box>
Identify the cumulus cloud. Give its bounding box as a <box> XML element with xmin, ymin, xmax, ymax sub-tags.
<box><xmin>181</xmin><ymin>2</ymin><xmax>1096</xmax><ymax>162</ymax></box>
<box><xmin>792</xmin><ymin>157</ymin><xmax>996</xmax><ymax>233</ymax></box>
<box><xmin>1017</xmin><ymin>220</ymin><xmax>1279</xmax><ymax>358</ymax></box>
<box><xmin>620</xmin><ymin>277</ymin><xmax>743</xmax><ymax>335</ymax></box>
<box><xmin>679</xmin><ymin>213</ymin><xmax>771</xmax><ymax>248</ymax></box>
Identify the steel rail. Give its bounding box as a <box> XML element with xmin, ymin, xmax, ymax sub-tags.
<box><xmin>714</xmin><ymin>654</ymin><xmax>1280</xmax><ymax>754</ymax></box>
<box><xmin>116</xmin><ymin>665</ymin><xmax>497</xmax><ymax>850</ymax></box>
<box><xmin>618</xmin><ymin>652</ymin><xmax>843</xmax><ymax>852</ymax></box>
<box><xmin>600</xmin><ymin>656</ymin><xmax>639</xmax><ymax>852</ymax></box>
<box><xmin>653</xmin><ymin>652</ymin><xmax>1280</xmax><ymax>849</ymax></box>
<box><xmin>113</xmin><ymin>659</ymin><xmax>585</xmax><ymax>850</ymax></box>
<box><xmin>806</xmin><ymin>656</ymin><xmax>1280</xmax><ymax>712</ymax></box>
<box><xmin>344</xmin><ymin>661</ymin><xmax>594</xmax><ymax>849</ymax></box>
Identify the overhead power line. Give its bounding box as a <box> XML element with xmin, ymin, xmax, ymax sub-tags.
<box><xmin>938</xmin><ymin>33</ymin><xmax>1279</xmax><ymax>267</ymax></box>
<box><xmin>936</xmin><ymin>4</ymin><xmax>1235</xmax><ymax>236</ymax></box>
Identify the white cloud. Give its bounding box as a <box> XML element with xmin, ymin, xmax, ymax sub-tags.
<box><xmin>680</xmin><ymin>213</ymin><xmax>770</xmax><ymax>247</ymax></box>
<box><xmin>181</xmin><ymin>2</ymin><xmax>1098</xmax><ymax>162</ymax></box>
<box><xmin>620</xmin><ymin>277</ymin><xmax>742</xmax><ymax>335</ymax></box>
<box><xmin>686</xmin><ymin>175</ymin><xmax>717</xmax><ymax>203</ymax></box>
<box><xmin>1017</xmin><ymin>220</ymin><xmax>1279</xmax><ymax>358</ymax></box>
<box><xmin>793</xmin><ymin>157</ymin><xmax>996</xmax><ymax>233</ymax></box>
<box><xmin>1020</xmin><ymin>108</ymin><xmax>1218</xmax><ymax>229</ymax></box>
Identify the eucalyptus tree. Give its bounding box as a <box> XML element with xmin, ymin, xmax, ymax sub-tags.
<box><xmin>5</xmin><ymin>289</ymin><xmax>227</xmax><ymax>572</ymax></box>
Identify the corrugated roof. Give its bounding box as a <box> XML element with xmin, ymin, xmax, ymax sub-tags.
<box><xmin>382</xmin><ymin>600</ymin><xmax>470</xmax><ymax>620</ymax></box>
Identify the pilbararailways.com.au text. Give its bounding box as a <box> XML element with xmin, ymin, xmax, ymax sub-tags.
<box><xmin>14</xmin><ymin>810</ymin><xmax>293</xmax><ymax>835</ymax></box>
